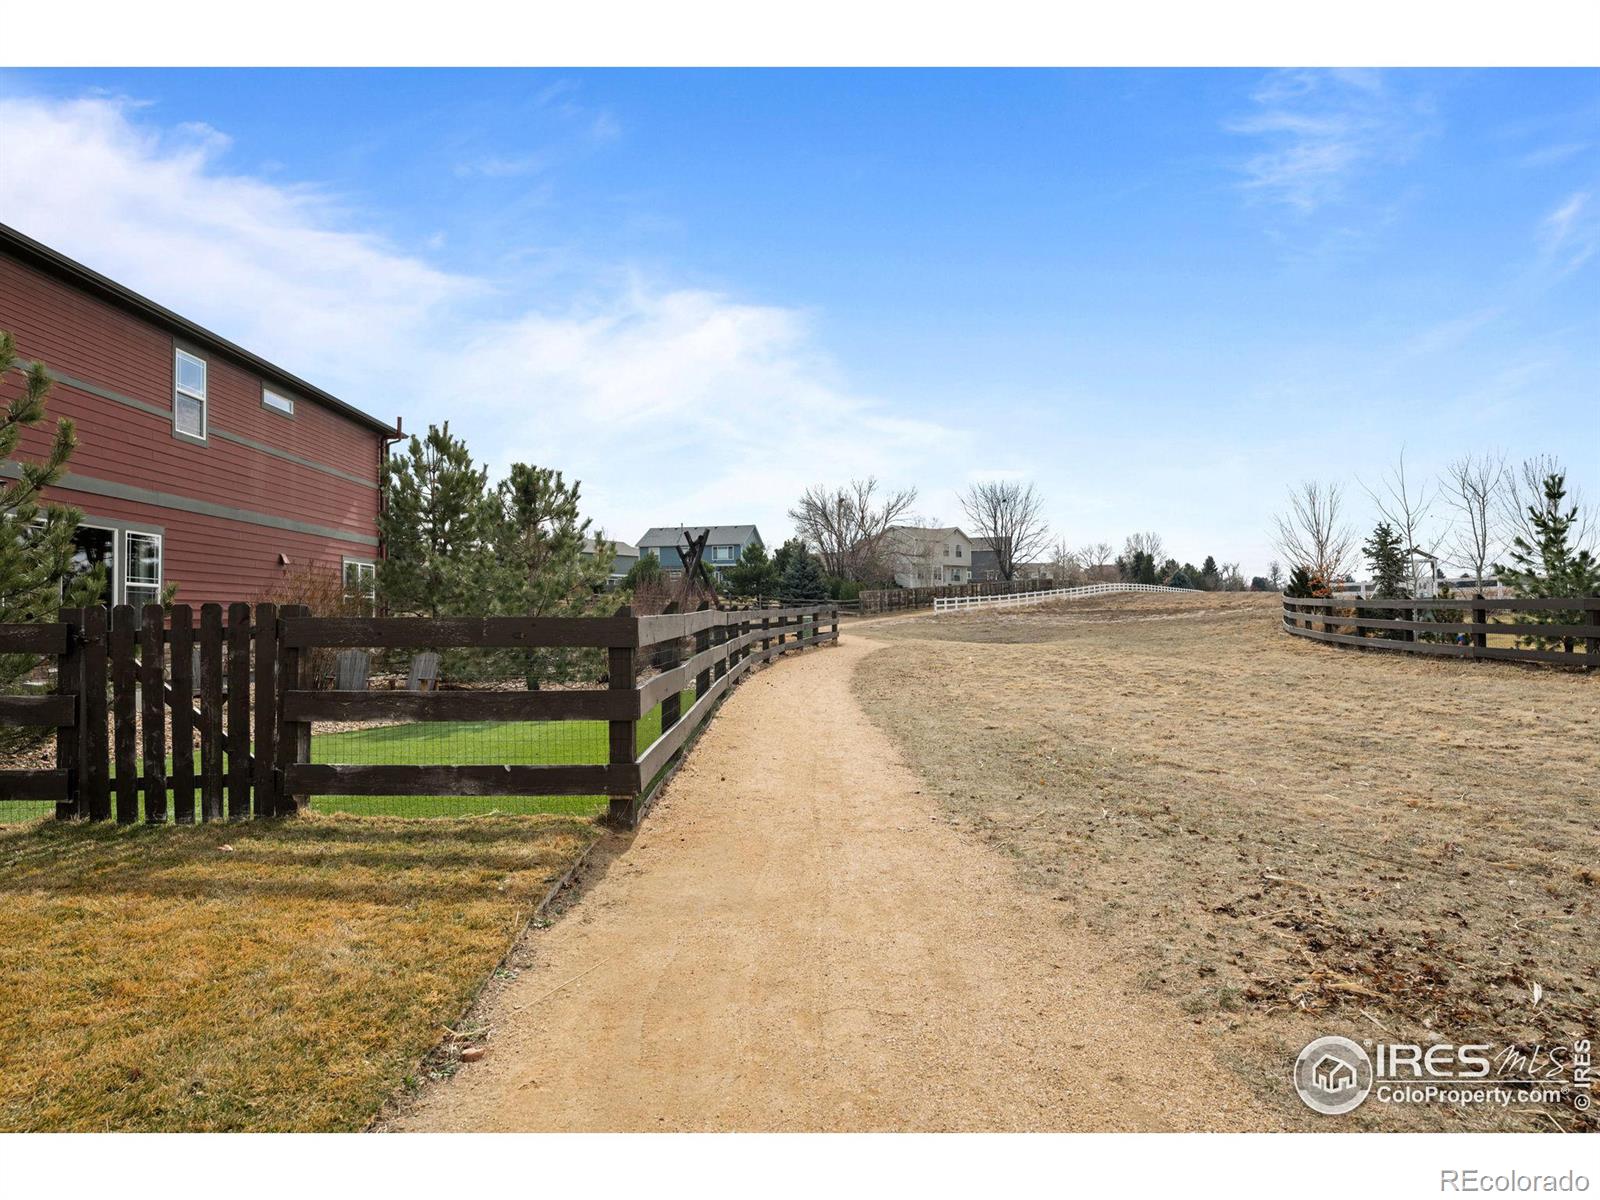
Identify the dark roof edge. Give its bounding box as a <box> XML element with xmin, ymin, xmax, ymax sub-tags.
<box><xmin>0</xmin><ymin>222</ymin><xmax>399</xmax><ymax>437</ymax></box>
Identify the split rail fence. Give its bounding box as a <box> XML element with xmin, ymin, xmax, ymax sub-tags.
<box><xmin>1281</xmin><ymin>595</ymin><xmax>1600</xmax><ymax>667</ymax></box>
<box><xmin>0</xmin><ymin>600</ymin><xmax>839</xmax><ymax>827</ymax></box>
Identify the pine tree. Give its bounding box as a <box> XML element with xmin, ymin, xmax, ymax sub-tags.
<box><xmin>1284</xmin><ymin>565</ymin><xmax>1314</xmax><ymax>598</ymax></box>
<box><xmin>487</xmin><ymin>464</ymin><xmax>613</xmax><ymax>686</ymax></box>
<box><xmin>0</xmin><ymin>333</ymin><xmax>105</xmax><ymax>720</ymax></box>
<box><xmin>378</xmin><ymin>423</ymin><xmax>493</xmax><ymax>618</ymax></box>
<box><xmin>621</xmin><ymin>552</ymin><xmax>662</xmax><ymax>591</ymax></box>
<box><xmin>1494</xmin><ymin>472</ymin><xmax>1600</xmax><ymax>650</ymax></box>
<box><xmin>779</xmin><ymin>547</ymin><xmax>830</xmax><ymax>604</ymax></box>
<box><xmin>772</xmin><ymin>537</ymin><xmax>808</xmax><ymax>579</ymax></box>
<box><xmin>724</xmin><ymin>541</ymin><xmax>778</xmax><ymax>602</ymax></box>
<box><xmin>1362</xmin><ymin>522</ymin><xmax>1409</xmax><ymax>597</ymax></box>
<box><xmin>1362</xmin><ymin>521</ymin><xmax>1410</xmax><ymax>640</ymax></box>
<box><xmin>1200</xmin><ymin>555</ymin><xmax>1220</xmax><ymax>590</ymax></box>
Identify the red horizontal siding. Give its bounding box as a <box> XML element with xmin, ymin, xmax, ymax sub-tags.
<box><xmin>57</xmin><ymin>493</ymin><xmax>374</xmax><ymax>608</ymax></box>
<box><xmin>0</xmin><ymin>249</ymin><xmax>387</xmax><ymax>607</ymax></box>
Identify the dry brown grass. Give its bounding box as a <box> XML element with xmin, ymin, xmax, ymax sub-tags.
<box><xmin>0</xmin><ymin>811</ymin><xmax>595</xmax><ymax>1131</ymax></box>
<box><xmin>856</xmin><ymin>591</ymin><xmax>1598</xmax><ymax>1132</ymax></box>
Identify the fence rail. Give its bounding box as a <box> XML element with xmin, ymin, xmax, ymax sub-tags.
<box><xmin>1281</xmin><ymin>595</ymin><xmax>1600</xmax><ymax>668</ymax></box>
<box><xmin>933</xmin><ymin>581</ymin><xmax>1196</xmax><ymax>614</ymax></box>
<box><xmin>0</xmin><ymin>600</ymin><xmax>840</xmax><ymax>828</ymax></box>
<box><xmin>858</xmin><ymin>577</ymin><xmax>1056</xmax><ymax>614</ymax></box>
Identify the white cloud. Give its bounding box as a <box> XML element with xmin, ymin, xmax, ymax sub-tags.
<box><xmin>1226</xmin><ymin>70</ymin><xmax>1434</xmax><ymax>215</ymax></box>
<box><xmin>1540</xmin><ymin>189</ymin><xmax>1596</xmax><ymax>273</ymax></box>
<box><xmin>0</xmin><ymin>91</ymin><xmax>955</xmax><ymax>546</ymax></box>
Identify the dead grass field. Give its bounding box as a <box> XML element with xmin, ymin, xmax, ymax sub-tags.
<box><xmin>855</xmin><ymin>592</ymin><xmax>1598</xmax><ymax>1131</ymax></box>
<box><xmin>0</xmin><ymin>812</ymin><xmax>594</xmax><ymax>1131</ymax></box>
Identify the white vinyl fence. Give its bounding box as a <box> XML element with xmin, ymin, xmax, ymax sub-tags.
<box><xmin>932</xmin><ymin>581</ymin><xmax>1195</xmax><ymax>614</ymax></box>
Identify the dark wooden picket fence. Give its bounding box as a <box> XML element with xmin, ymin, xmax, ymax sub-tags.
<box><xmin>0</xmin><ymin>600</ymin><xmax>839</xmax><ymax>827</ymax></box>
<box><xmin>1281</xmin><ymin>595</ymin><xmax>1600</xmax><ymax>667</ymax></box>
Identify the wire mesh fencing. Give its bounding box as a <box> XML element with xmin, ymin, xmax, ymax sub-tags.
<box><xmin>307</xmin><ymin>644</ymin><xmax>691</xmax><ymax>817</ymax></box>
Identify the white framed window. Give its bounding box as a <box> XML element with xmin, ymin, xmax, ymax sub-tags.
<box><xmin>342</xmin><ymin>559</ymin><xmax>376</xmax><ymax>615</ymax></box>
<box><xmin>124</xmin><ymin>531</ymin><xmax>163</xmax><ymax>608</ymax></box>
<box><xmin>262</xmin><ymin>386</ymin><xmax>295</xmax><ymax>416</ymax></box>
<box><xmin>174</xmin><ymin>349</ymin><xmax>207</xmax><ymax>440</ymax></box>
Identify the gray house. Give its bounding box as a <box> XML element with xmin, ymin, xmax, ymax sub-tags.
<box><xmin>636</xmin><ymin>525</ymin><xmax>764</xmax><ymax>578</ymax></box>
<box><xmin>970</xmin><ymin>536</ymin><xmax>1006</xmax><ymax>581</ymax></box>
<box><xmin>581</xmin><ymin>536</ymin><xmax>639</xmax><ymax>588</ymax></box>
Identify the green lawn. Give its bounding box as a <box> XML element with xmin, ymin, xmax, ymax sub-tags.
<box><xmin>0</xmin><ymin>690</ymin><xmax>695</xmax><ymax>823</ymax></box>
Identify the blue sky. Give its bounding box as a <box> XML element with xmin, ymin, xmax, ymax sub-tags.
<box><xmin>1</xmin><ymin>68</ymin><xmax>1596</xmax><ymax>572</ymax></box>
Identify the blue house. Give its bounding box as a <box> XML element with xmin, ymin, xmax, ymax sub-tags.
<box><xmin>636</xmin><ymin>525</ymin><xmax>764</xmax><ymax>578</ymax></box>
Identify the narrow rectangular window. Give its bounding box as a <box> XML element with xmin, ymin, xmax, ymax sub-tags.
<box><xmin>262</xmin><ymin>386</ymin><xmax>294</xmax><ymax>416</ymax></box>
<box><xmin>174</xmin><ymin>349</ymin><xmax>207</xmax><ymax>440</ymax></box>
<box><xmin>343</xmin><ymin>560</ymin><xmax>376</xmax><ymax>615</ymax></box>
<box><xmin>124</xmin><ymin>531</ymin><xmax>162</xmax><ymax>608</ymax></box>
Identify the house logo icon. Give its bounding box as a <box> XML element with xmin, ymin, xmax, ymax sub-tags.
<box><xmin>1294</xmin><ymin>1036</ymin><xmax>1373</xmax><ymax>1115</ymax></box>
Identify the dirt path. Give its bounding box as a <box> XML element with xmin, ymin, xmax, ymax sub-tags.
<box><xmin>393</xmin><ymin>633</ymin><xmax>1280</xmax><ymax>1132</ymax></box>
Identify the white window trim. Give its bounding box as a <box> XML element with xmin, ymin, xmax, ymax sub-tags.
<box><xmin>342</xmin><ymin>558</ymin><xmax>377</xmax><ymax>613</ymax></box>
<box><xmin>174</xmin><ymin>348</ymin><xmax>208</xmax><ymax>442</ymax></box>
<box><xmin>61</xmin><ymin>522</ymin><xmax>163</xmax><ymax>607</ymax></box>
<box><xmin>122</xmin><ymin>530</ymin><xmax>164</xmax><ymax>606</ymax></box>
<box><xmin>261</xmin><ymin>385</ymin><xmax>295</xmax><ymax>417</ymax></box>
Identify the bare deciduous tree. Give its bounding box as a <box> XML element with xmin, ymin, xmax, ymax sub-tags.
<box><xmin>1361</xmin><ymin>449</ymin><xmax>1441</xmax><ymax>596</ymax></box>
<box><xmin>1440</xmin><ymin>451</ymin><xmax>1507</xmax><ymax>589</ymax></box>
<box><xmin>958</xmin><ymin>479</ymin><xmax>1050</xmax><ymax>581</ymax></box>
<box><xmin>1077</xmin><ymin>541</ymin><xmax>1116</xmax><ymax>582</ymax></box>
<box><xmin>1122</xmin><ymin>531</ymin><xmax>1165</xmax><ymax>566</ymax></box>
<box><xmin>1501</xmin><ymin>454</ymin><xmax>1595</xmax><ymax>559</ymax></box>
<box><xmin>1049</xmin><ymin>538</ymin><xmax>1084</xmax><ymax>585</ymax></box>
<box><xmin>788</xmin><ymin>477</ymin><xmax>918</xmax><ymax>582</ymax></box>
<box><xmin>1272</xmin><ymin>480</ymin><xmax>1357</xmax><ymax>583</ymax></box>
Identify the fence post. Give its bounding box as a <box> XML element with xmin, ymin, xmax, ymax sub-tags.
<box><xmin>761</xmin><ymin>613</ymin><xmax>771</xmax><ymax>658</ymax></box>
<box><xmin>659</xmin><ymin>601</ymin><xmax>682</xmax><ymax>734</ymax></box>
<box><xmin>198</xmin><ymin>604</ymin><xmax>224</xmax><ymax>821</ymax></box>
<box><xmin>607</xmin><ymin>605</ymin><xmax>638</xmax><ymax>826</ymax></box>
<box><xmin>712</xmin><ymin>611</ymin><xmax>728</xmax><ymax>683</ymax></box>
<box><xmin>1472</xmin><ymin>595</ymin><xmax>1487</xmax><ymax>656</ymax></box>
<box><xmin>830</xmin><ymin>604</ymin><xmax>840</xmax><ymax>642</ymax></box>
<box><xmin>80</xmin><ymin>604</ymin><xmax>110</xmax><ymax>821</ymax></box>
<box><xmin>110</xmin><ymin>604</ymin><xmax>138</xmax><ymax>824</ymax></box>
<box><xmin>694</xmin><ymin>601</ymin><xmax>712</xmax><ymax>700</ymax></box>
<box><xmin>55</xmin><ymin>607</ymin><xmax>84</xmax><ymax>820</ymax></box>
<box><xmin>169</xmin><ymin>605</ymin><xmax>195</xmax><ymax>823</ymax></box>
<box><xmin>1587</xmin><ymin>600</ymin><xmax>1600</xmax><ymax>664</ymax></box>
<box><xmin>276</xmin><ymin>604</ymin><xmax>310</xmax><ymax>816</ymax></box>
<box><xmin>226</xmin><ymin>603</ymin><xmax>251</xmax><ymax>819</ymax></box>
<box><xmin>140</xmin><ymin>604</ymin><xmax>168</xmax><ymax>823</ymax></box>
<box><xmin>252</xmin><ymin>602</ymin><xmax>278</xmax><ymax>817</ymax></box>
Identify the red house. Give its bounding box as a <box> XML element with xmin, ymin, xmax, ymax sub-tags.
<box><xmin>0</xmin><ymin>223</ymin><xmax>398</xmax><ymax>610</ymax></box>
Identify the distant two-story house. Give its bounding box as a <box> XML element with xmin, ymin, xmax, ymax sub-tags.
<box><xmin>883</xmin><ymin>525</ymin><xmax>973</xmax><ymax>588</ymax></box>
<box><xmin>636</xmin><ymin>525</ymin><xmax>763</xmax><ymax>579</ymax></box>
